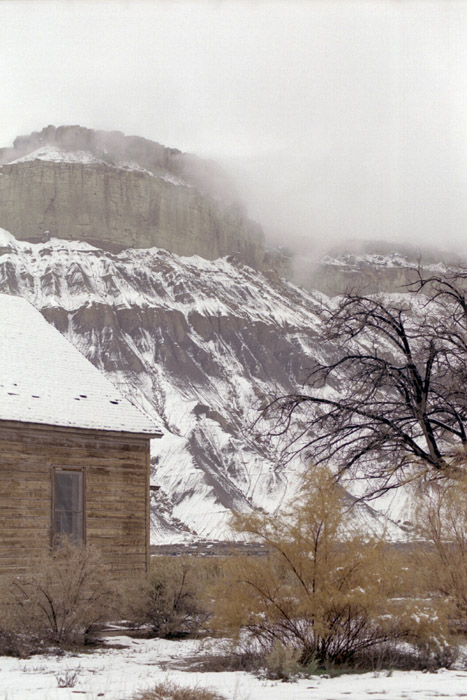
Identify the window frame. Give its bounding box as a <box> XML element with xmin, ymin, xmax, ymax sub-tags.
<box><xmin>52</xmin><ymin>467</ymin><xmax>86</xmax><ymax>546</ymax></box>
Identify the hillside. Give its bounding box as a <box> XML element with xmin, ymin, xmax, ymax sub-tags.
<box><xmin>308</xmin><ymin>240</ymin><xmax>466</xmax><ymax>295</ymax></box>
<box><xmin>1</xmin><ymin>126</ymin><xmax>440</xmax><ymax>542</ymax></box>
<box><xmin>0</xmin><ymin>228</ymin><xmax>404</xmax><ymax>541</ymax></box>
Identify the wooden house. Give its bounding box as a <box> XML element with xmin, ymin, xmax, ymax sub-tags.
<box><xmin>0</xmin><ymin>293</ymin><xmax>162</xmax><ymax>577</ymax></box>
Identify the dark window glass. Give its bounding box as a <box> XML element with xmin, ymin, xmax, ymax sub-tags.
<box><xmin>55</xmin><ymin>470</ymin><xmax>83</xmax><ymax>543</ymax></box>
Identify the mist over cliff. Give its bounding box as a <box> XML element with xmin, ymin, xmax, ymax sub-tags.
<box><xmin>3</xmin><ymin>124</ymin><xmax>457</xmax><ymax>296</ymax></box>
<box><xmin>0</xmin><ymin>125</ymin><xmax>268</xmax><ymax>270</ymax></box>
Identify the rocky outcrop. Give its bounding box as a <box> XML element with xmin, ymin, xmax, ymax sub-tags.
<box><xmin>0</xmin><ymin>126</ymin><xmax>265</xmax><ymax>268</ymax></box>
<box><xmin>309</xmin><ymin>259</ymin><xmax>422</xmax><ymax>296</ymax></box>
<box><xmin>0</xmin><ymin>124</ymin><xmax>238</xmax><ymax>203</ymax></box>
<box><xmin>308</xmin><ymin>241</ymin><xmax>467</xmax><ymax>296</ymax></box>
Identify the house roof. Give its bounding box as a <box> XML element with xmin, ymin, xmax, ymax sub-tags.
<box><xmin>0</xmin><ymin>293</ymin><xmax>161</xmax><ymax>436</ymax></box>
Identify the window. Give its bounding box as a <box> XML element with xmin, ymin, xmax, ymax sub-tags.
<box><xmin>54</xmin><ymin>469</ymin><xmax>84</xmax><ymax>544</ymax></box>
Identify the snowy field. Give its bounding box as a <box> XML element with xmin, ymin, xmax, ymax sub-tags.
<box><xmin>0</xmin><ymin>636</ymin><xmax>466</xmax><ymax>700</ymax></box>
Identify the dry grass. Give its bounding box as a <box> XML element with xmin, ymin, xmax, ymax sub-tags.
<box><xmin>131</xmin><ymin>680</ymin><xmax>226</xmax><ymax>700</ymax></box>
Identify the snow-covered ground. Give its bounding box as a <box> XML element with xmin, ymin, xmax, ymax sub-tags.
<box><xmin>0</xmin><ymin>636</ymin><xmax>465</xmax><ymax>700</ymax></box>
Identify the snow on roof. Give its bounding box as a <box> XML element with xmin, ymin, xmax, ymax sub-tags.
<box><xmin>0</xmin><ymin>293</ymin><xmax>161</xmax><ymax>436</ymax></box>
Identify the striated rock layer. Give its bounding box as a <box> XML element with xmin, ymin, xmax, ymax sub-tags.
<box><xmin>0</xmin><ymin>125</ymin><xmax>265</xmax><ymax>267</ymax></box>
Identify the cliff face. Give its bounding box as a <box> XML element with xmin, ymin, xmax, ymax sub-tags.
<box><xmin>0</xmin><ymin>124</ymin><xmax>238</xmax><ymax>202</ymax></box>
<box><xmin>0</xmin><ymin>126</ymin><xmax>265</xmax><ymax>267</ymax></box>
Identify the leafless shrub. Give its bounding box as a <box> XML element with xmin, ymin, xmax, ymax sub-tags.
<box><xmin>55</xmin><ymin>667</ymin><xmax>80</xmax><ymax>688</ymax></box>
<box><xmin>121</xmin><ymin>556</ymin><xmax>220</xmax><ymax>639</ymax></box>
<box><xmin>0</xmin><ymin>538</ymin><xmax>117</xmax><ymax>653</ymax></box>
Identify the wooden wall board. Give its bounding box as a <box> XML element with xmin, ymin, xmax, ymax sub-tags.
<box><xmin>0</xmin><ymin>420</ymin><xmax>155</xmax><ymax>578</ymax></box>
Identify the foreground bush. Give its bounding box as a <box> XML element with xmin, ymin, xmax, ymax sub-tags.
<box><xmin>122</xmin><ymin>556</ymin><xmax>221</xmax><ymax>638</ymax></box>
<box><xmin>211</xmin><ymin>466</ymin><xmax>452</xmax><ymax>671</ymax></box>
<box><xmin>0</xmin><ymin>539</ymin><xmax>115</xmax><ymax>654</ymax></box>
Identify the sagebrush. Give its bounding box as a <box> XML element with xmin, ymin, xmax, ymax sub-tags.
<box><xmin>211</xmin><ymin>466</ymin><xmax>452</xmax><ymax>672</ymax></box>
<box><xmin>412</xmin><ymin>474</ymin><xmax>467</xmax><ymax>629</ymax></box>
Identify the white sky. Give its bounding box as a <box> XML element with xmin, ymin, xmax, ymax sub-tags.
<box><xmin>2</xmin><ymin>0</ymin><xmax>467</xmax><ymax>253</ymax></box>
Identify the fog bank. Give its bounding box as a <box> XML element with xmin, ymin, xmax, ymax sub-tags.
<box><xmin>2</xmin><ymin>1</ymin><xmax>466</xmax><ymax>256</ymax></box>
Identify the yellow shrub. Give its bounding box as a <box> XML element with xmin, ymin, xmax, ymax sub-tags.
<box><xmin>211</xmin><ymin>466</ymin><xmax>450</xmax><ymax>668</ymax></box>
<box><xmin>412</xmin><ymin>474</ymin><xmax>467</xmax><ymax>628</ymax></box>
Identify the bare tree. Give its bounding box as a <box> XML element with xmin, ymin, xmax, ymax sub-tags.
<box><xmin>263</xmin><ymin>269</ymin><xmax>467</xmax><ymax>494</ymax></box>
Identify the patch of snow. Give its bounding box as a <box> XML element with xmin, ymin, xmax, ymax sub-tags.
<box><xmin>159</xmin><ymin>172</ymin><xmax>192</xmax><ymax>187</ymax></box>
<box><xmin>8</xmin><ymin>146</ymin><xmax>104</xmax><ymax>165</ymax></box>
<box><xmin>0</xmin><ymin>228</ymin><xmax>17</xmax><ymax>247</ymax></box>
<box><xmin>0</xmin><ymin>636</ymin><xmax>465</xmax><ymax>700</ymax></box>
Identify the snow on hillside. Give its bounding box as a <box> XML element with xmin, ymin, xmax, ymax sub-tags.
<box><xmin>322</xmin><ymin>250</ymin><xmax>448</xmax><ymax>273</ymax></box>
<box><xmin>0</xmin><ymin>230</ymin><xmax>409</xmax><ymax>542</ymax></box>
<box><xmin>8</xmin><ymin>146</ymin><xmax>104</xmax><ymax>165</ymax></box>
<box><xmin>7</xmin><ymin>145</ymin><xmax>192</xmax><ymax>187</ymax></box>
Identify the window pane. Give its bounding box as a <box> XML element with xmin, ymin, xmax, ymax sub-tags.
<box><xmin>55</xmin><ymin>471</ymin><xmax>82</xmax><ymax>512</ymax></box>
<box><xmin>55</xmin><ymin>471</ymin><xmax>83</xmax><ymax>543</ymax></box>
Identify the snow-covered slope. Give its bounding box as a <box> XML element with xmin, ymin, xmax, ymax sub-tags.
<box><xmin>0</xmin><ymin>228</ymin><xmax>406</xmax><ymax>542</ymax></box>
<box><xmin>0</xmin><ymin>229</ymin><xmax>317</xmax><ymax>538</ymax></box>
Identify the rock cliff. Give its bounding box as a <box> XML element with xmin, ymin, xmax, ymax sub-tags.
<box><xmin>0</xmin><ymin>126</ymin><xmax>265</xmax><ymax>267</ymax></box>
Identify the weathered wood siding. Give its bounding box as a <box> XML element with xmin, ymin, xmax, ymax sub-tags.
<box><xmin>0</xmin><ymin>420</ymin><xmax>150</xmax><ymax>577</ymax></box>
